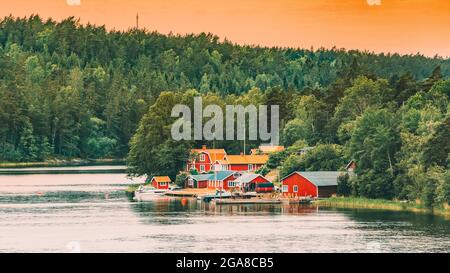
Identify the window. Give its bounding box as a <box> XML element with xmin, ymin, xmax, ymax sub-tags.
<box><xmin>248</xmin><ymin>164</ymin><xmax>253</xmax><ymax>171</ymax></box>
<box><xmin>199</xmin><ymin>154</ymin><xmax>205</xmax><ymax>162</ymax></box>
<box><xmin>228</xmin><ymin>181</ymin><xmax>235</xmax><ymax>188</ymax></box>
<box><xmin>293</xmin><ymin>185</ymin><xmax>298</xmax><ymax>193</ymax></box>
<box><xmin>200</xmin><ymin>165</ymin><xmax>205</xmax><ymax>172</ymax></box>
<box><xmin>188</xmin><ymin>179</ymin><xmax>193</xmax><ymax>186</ymax></box>
<box><xmin>160</xmin><ymin>182</ymin><xmax>167</xmax><ymax>187</ymax></box>
<box><xmin>282</xmin><ymin>185</ymin><xmax>288</xmax><ymax>193</ymax></box>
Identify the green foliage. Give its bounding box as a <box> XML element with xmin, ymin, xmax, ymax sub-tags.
<box><xmin>127</xmin><ymin>92</ymin><xmax>193</xmax><ymax>179</ymax></box>
<box><xmin>337</xmin><ymin>173</ymin><xmax>352</xmax><ymax>197</ymax></box>
<box><xmin>255</xmin><ymin>165</ymin><xmax>270</xmax><ymax>176</ymax></box>
<box><xmin>0</xmin><ymin>16</ymin><xmax>449</xmax><ymax>163</ymax></box>
<box><xmin>278</xmin><ymin>144</ymin><xmax>345</xmax><ymax>178</ymax></box>
<box><xmin>347</xmin><ymin>108</ymin><xmax>400</xmax><ymax>199</ymax></box>
<box><xmin>175</xmin><ymin>173</ymin><xmax>188</xmax><ymax>187</ymax></box>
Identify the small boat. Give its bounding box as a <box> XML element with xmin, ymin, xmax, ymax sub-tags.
<box><xmin>199</xmin><ymin>190</ymin><xmax>232</xmax><ymax>202</ymax></box>
<box><xmin>133</xmin><ymin>185</ymin><xmax>167</xmax><ymax>201</ymax></box>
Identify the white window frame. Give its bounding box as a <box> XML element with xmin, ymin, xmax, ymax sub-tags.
<box><xmin>282</xmin><ymin>185</ymin><xmax>289</xmax><ymax>193</ymax></box>
<box><xmin>248</xmin><ymin>164</ymin><xmax>253</xmax><ymax>171</ymax></box>
<box><xmin>160</xmin><ymin>182</ymin><xmax>167</xmax><ymax>187</ymax></box>
<box><xmin>199</xmin><ymin>154</ymin><xmax>205</xmax><ymax>162</ymax></box>
<box><xmin>293</xmin><ymin>185</ymin><xmax>298</xmax><ymax>193</ymax></box>
<box><xmin>228</xmin><ymin>181</ymin><xmax>235</xmax><ymax>188</ymax></box>
<box><xmin>200</xmin><ymin>165</ymin><xmax>205</xmax><ymax>172</ymax></box>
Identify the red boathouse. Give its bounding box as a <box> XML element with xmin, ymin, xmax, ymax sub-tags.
<box><xmin>281</xmin><ymin>172</ymin><xmax>343</xmax><ymax>198</ymax></box>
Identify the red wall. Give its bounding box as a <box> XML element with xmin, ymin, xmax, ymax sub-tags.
<box><xmin>229</xmin><ymin>164</ymin><xmax>264</xmax><ymax>172</ymax></box>
<box><xmin>187</xmin><ymin>151</ymin><xmax>212</xmax><ymax>173</ymax></box>
<box><xmin>198</xmin><ymin>180</ymin><xmax>208</xmax><ymax>188</ymax></box>
<box><xmin>281</xmin><ymin>173</ymin><xmax>317</xmax><ymax>197</ymax></box>
<box><xmin>152</xmin><ymin>179</ymin><xmax>169</xmax><ymax>190</ymax></box>
<box><xmin>207</xmin><ymin>175</ymin><xmax>237</xmax><ymax>190</ymax></box>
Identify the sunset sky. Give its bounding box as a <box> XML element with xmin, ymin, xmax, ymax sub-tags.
<box><xmin>1</xmin><ymin>0</ymin><xmax>449</xmax><ymax>57</ymax></box>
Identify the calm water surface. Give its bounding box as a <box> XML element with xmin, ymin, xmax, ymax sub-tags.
<box><xmin>0</xmin><ymin>167</ymin><xmax>449</xmax><ymax>253</ymax></box>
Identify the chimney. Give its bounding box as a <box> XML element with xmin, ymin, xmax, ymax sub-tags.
<box><xmin>202</xmin><ymin>145</ymin><xmax>207</xmax><ymax>150</ymax></box>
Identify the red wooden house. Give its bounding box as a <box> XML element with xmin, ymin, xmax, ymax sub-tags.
<box><xmin>234</xmin><ymin>173</ymin><xmax>272</xmax><ymax>192</ymax></box>
<box><xmin>206</xmin><ymin>171</ymin><xmax>241</xmax><ymax>191</ymax></box>
<box><xmin>281</xmin><ymin>172</ymin><xmax>343</xmax><ymax>198</ymax></box>
<box><xmin>224</xmin><ymin>154</ymin><xmax>269</xmax><ymax>172</ymax></box>
<box><xmin>186</xmin><ymin>145</ymin><xmax>227</xmax><ymax>173</ymax></box>
<box><xmin>185</xmin><ymin>174</ymin><xmax>212</xmax><ymax>189</ymax></box>
<box><xmin>151</xmin><ymin>176</ymin><xmax>172</xmax><ymax>190</ymax></box>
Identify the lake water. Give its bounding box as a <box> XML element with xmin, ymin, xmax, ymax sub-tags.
<box><xmin>0</xmin><ymin>167</ymin><xmax>449</xmax><ymax>253</ymax></box>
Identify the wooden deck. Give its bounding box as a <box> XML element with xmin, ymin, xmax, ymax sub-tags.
<box><xmin>164</xmin><ymin>188</ymin><xmax>216</xmax><ymax>197</ymax></box>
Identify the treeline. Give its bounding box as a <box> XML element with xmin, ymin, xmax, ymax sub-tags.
<box><xmin>128</xmin><ymin>73</ymin><xmax>449</xmax><ymax>208</ymax></box>
<box><xmin>1</xmin><ymin>16</ymin><xmax>450</xmax><ymax>162</ymax></box>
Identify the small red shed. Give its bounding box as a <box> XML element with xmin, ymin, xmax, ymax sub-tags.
<box><xmin>151</xmin><ymin>176</ymin><xmax>172</xmax><ymax>190</ymax></box>
<box><xmin>281</xmin><ymin>172</ymin><xmax>343</xmax><ymax>198</ymax></box>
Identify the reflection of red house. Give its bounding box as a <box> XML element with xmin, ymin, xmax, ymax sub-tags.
<box><xmin>186</xmin><ymin>145</ymin><xmax>226</xmax><ymax>173</ymax></box>
<box><xmin>151</xmin><ymin>176</ymin><xmax>172</xmax><ymax>190</ymax></box>
<box><xmin>281</xmin><ymin>172</ymin><xmax>343</xmax><ymax>198</ymax></box>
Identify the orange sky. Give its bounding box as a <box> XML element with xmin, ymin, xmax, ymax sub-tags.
<box><xmin>1</xmin><ymin>0</ymin><xmax>449</xmax><ymax>57</ymax></box>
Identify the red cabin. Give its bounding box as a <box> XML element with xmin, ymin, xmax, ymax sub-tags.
<box><xmin>281</xmin><ymin>172</ymin><xmax>343</xmax><ymax>198</ymax></box>
<box><xmin>151</xmin><ymin>176</ymin><xmax>172</xmax><ymax>190</ymax></box>
<box><xmin>234</xmin><ymin>173</ymin><xmax>271</xmax><ymax>192</ymax></box>
<box><xmin>224</xmin><ymin>154</ymin><xmax>269</xmax><ymax>172</ymax></box>
<box><xmin>206</xmin><ymin>171</ymin><xmax>240</xmax><ymax>191</ymax></box>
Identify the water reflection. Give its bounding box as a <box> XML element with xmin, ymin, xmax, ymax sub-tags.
<box><xmin>0</xmin><ymin>170</ymin><xmax>448</xmax><ymax>253</ymax></box>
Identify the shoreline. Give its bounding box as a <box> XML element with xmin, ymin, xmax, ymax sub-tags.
<box><xmin>315</xmin><ymin>197</ymin><xmax>450</xmax><ymax>217</ymax></box>
<box><xmin>0</xmin><ymin>158</ymin><xmax>126</xmax><ymax>169</ymax></box>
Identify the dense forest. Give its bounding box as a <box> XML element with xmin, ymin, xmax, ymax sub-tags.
<box><xmin>1</xmin><ymin>16</ymin><xmax>449</xmax><ymax>207</ymax></box>
<box><xmin>1</xmin><ymin>16</ymin><xmax>449</xmax><ymax>161</ymax></box>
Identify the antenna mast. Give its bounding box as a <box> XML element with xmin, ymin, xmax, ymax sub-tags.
<box><xmin>136</xmin><ymin>13</ymin><xmax>139</xmax><ymax>30</ymax></box>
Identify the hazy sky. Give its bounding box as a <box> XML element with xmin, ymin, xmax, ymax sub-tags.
<box><xmin>2</xmin><ymin>0</ymin><xmax>449</xmax><ymax>57</ymax></box>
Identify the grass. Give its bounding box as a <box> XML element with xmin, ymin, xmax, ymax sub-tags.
<box><xmin>316</xmin><ymin>197</ymin><xmax>450</xmax><ymax>217</ymax></box>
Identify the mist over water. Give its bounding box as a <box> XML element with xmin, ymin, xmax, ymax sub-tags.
<box><xmin>0</xmin><ymin>167</ymin><xmax>448</xmax><ymax>253</ymax></box>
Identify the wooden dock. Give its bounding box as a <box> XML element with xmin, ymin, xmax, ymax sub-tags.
<box><xmin>164</xmin><ymin>188</ymin><xmax>215</xmax><ymax>197</ymax></box>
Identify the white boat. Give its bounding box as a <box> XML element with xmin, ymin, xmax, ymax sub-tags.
<box><xmin>199</xmin><ymin>190</ymin><xmax>233</xmax><ymax>202</ymax></box>
<box><xmin>133</xmin><ymin>185</ymin><xmax>168</xmax><ymax>201</ymax></box>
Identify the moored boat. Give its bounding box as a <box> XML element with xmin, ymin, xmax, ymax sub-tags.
<box><xmin>198</xmin><ymin>190</ymin><xmax>232</xmax><ymax>202</ymax></box>
<box><xmin>133</xmin><ymin>185</ymin><xmax>168</xmax><ymax>201</ymax></box>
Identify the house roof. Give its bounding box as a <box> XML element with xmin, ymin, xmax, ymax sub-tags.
<box><xmin>189</xmin><ymin>174</ymin><xmax>214</xmax><ymax>181</ymax></box>
<box><xmin>283</xmin><ymin>171</ymin><xmax>344</xmax><ymax>187</ymax></box>
<box><xmin>191</xmin><ymin>148</ymin><xmax>226</xmax><ymax>161</ymax></box>
<box><xmin>258</xmin><ymin>145</ymin><xmax>285</xmax><ymax>153</ymax></box>
<box><xmin>190</xmin><ymin>171</ymin><xmax>236</xmax><ymax>181</ymax></box>
<box><xmin>210</xmin><ymin>171</ymin><xmax>237</xmax><ymax>181</ymax></box>
<box><xmin>234</xmin><ymin>173</ymin><xmax>269</xmax><ymax>184</ymax></box>
<box><xmin>225</xmin><ymin>154</ymin><xmax>269</xmax><ymax>165</ymax></box>
<box><xmin>152</xmin><ymin>176</ymin><xmax>171</xmax><ymax>183</ymax></box>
